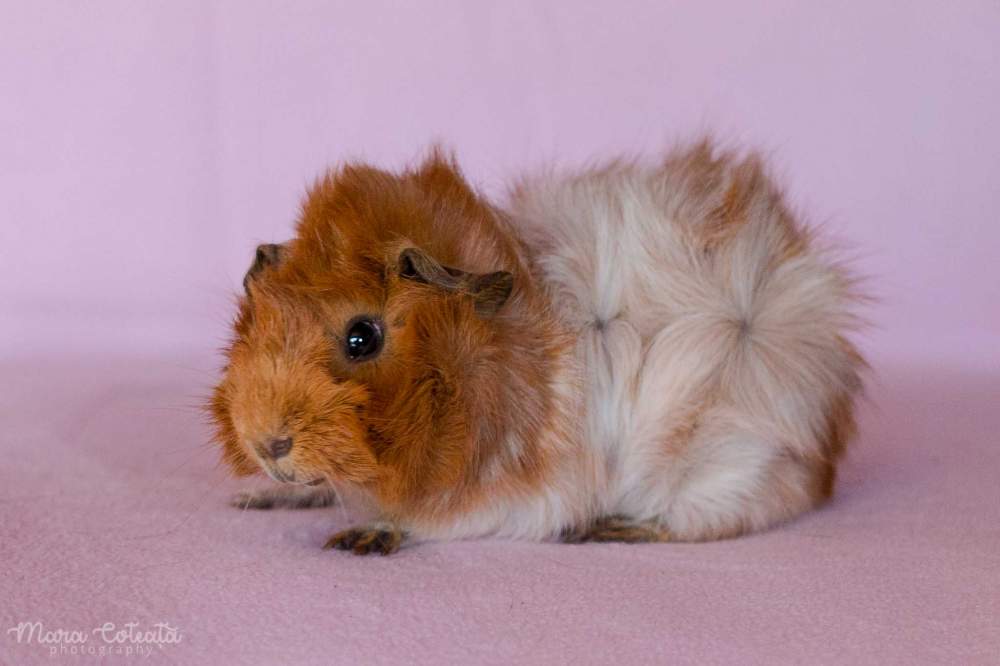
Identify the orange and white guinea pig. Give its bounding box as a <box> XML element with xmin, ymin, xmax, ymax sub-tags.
<box><xmin>209</xmin><ymin>141</ymin><xmax>864</xmax><ymax>555</ymax></box>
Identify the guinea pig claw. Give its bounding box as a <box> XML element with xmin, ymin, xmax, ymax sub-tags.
<box><xmin>323</xmin><ymin>524</ymin><xmax>404</xmax><ymax>556</ymax></box>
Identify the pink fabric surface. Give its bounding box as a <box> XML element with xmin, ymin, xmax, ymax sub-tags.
<box><xmin>3</xmin><ymin>1</ymin><xmax>999</xmax><ymax>664</ymax></box>
<box><xmin>2</xmin><ymin>357</ymin><xmax>998</xmax><ymax>664</ymax></box>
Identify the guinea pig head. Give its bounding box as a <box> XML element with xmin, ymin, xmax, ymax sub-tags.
<box><xmin>211</xmin><ymin>280</ymin><xmax>379</xmax><ymax>487</ymax></box>
<box><xmin>208</xmin><ymin>158</ymin><xmax>520</xmax><ymax>500</ymax></box>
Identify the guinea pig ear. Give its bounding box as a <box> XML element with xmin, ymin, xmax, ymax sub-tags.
<box><xmin>243</xmin><ymin>243</ymin><xmax>286</xmax><ymax>292</ymax></box>
<box><xmin>466</xmin><ymin>270</ymin><xmax>514</xmax><ymax>317</ymax></box>
<box><xmin>398</xmin><ymin>247</ymin><xmax>513</xmax><ymax>317</ymax></box>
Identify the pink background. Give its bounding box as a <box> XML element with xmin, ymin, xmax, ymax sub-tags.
<box><xmin>3</xmin><ymin>0</ymin><xmax>998</xmax><ymax>363</ymax></box>
<box><xmin>2</xmin><ymin>2</ymin><xmax>998</xmax><ymax>664</ymax></box>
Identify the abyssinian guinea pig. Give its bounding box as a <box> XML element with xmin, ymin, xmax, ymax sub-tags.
<box><xmin>209</xmin><ymin>141</ymin><xmax>864</xmax><ymax>555</ymax></box>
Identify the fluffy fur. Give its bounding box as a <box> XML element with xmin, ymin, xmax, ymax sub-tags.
<box><xmin>209</xmin><ymin>141</ymin><xmax>864</xmax><ymax>554</ymax></box>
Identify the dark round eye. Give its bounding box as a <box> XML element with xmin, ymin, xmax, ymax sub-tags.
<box><xmin>345</xmin><ymin>318</ymin><xmax>383</xmax><ymax>361</ymax></box>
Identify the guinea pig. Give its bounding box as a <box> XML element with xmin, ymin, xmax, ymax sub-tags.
<box><xmin>209</xmin><ymin>141</ymin><xmax>864</xmax><ymax>555</ymax></box>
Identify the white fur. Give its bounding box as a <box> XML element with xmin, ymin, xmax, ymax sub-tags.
<box><xmin>484</xmin><ymin>147</ymin><xmax>864</xmax><ymax>542</ymax></box>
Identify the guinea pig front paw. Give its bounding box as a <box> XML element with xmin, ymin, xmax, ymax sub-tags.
<box><xmin>323</xmin><ymin>523</ymin><xmax>405</xmax><ymax>556</ymax></box>
<box><xmin>230</xmin><ymin>485</ymin><xmax>338</xmax><ymax>510</ymax></box>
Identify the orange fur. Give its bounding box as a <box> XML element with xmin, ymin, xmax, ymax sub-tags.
<box><xmin>209</xmin><ymin>153</ymin><xmax>572</xmax><ymax>531</ymax></box>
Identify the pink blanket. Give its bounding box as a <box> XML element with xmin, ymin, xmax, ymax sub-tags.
<box><xmin>2</xmin><ymin>356</ymin><xmax>997</xmax><ymax>664</ymax></box>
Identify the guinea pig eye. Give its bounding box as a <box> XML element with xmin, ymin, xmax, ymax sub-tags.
<box><xmin>345</xmin><ymin>317</ymin><xmax>383</xmax><ymax>361</ymax></box>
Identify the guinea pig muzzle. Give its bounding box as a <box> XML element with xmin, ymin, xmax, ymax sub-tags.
<box><xmin>250</xmin><ymin>437</ymin><xmax>325</xmax><ymax>486</ymax></box>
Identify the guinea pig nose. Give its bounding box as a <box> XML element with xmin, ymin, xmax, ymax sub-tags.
<box><xmin>266</xmin><ymin>437</ymin><xmax>293</xmax><ymax>459</ymax></box>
